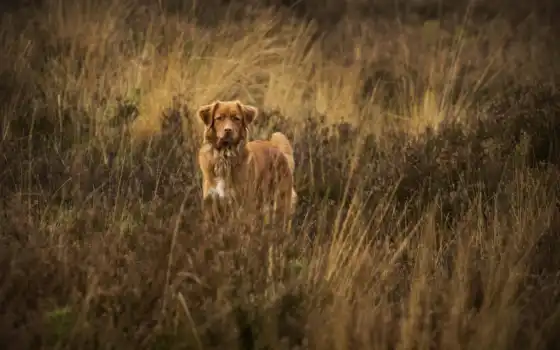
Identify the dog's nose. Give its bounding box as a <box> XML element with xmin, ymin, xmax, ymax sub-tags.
<box><xmin>224</xmin><ymin>127</ymin><xmax>233</xmax><ymax>134</ymax></box>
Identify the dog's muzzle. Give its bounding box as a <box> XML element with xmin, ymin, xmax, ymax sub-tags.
<box><xmin>217</xmin><ymin>134</ymin><xmax>236</xmax><ymax>149</ymax></box>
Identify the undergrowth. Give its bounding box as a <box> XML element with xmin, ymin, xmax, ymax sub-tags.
<box><xmin>1</xmin><ymin>0</ymin><xmax>560</xmax><ymax>349</ymax></box>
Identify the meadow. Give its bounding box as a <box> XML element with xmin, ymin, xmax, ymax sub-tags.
<box><xmin>1</xmin><ymin>0</ymin><xmax>560</xmax><ymax>348</ymax></box>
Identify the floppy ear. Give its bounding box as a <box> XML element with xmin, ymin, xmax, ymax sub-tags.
<box><xmin>197</xmin><ymin>101</ymin><xmax>219</xmax><ymax>127</ymax></box>
<box><xmin>236</xmin><ymin>101</ymin><xmax>258</xmax><ymax>125</ymax></box>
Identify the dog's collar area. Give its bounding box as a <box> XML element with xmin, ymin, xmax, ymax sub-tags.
<box><xmin>216</xmin><ymin>138</ymin><xmax>232</xmax><ymax>150</ymax></box>
<box><xmin>213</xmin><ymin>137</ymin><xmax>237</xmax><ymax>151</ymax></box>
<box><xmin>215</xmin><ymin>144</ymin><xmax>230</xmax><ymax>151</ymax></box>
<box><xmin>214</xmin><ymin>142</ymin><xmax>246</xmax><ymax>155</ymax></box>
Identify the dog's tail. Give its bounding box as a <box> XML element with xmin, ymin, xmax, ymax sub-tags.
<box><xmin>270</xmin><ymin>132</ymin><xmax>295</xmax><ymax>174</ymax></box>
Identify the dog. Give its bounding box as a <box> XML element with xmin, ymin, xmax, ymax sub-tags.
<box><xmin>196</xmin><ymin>100</ymin><xmax>298</xmax><ymax>219</ymax></box>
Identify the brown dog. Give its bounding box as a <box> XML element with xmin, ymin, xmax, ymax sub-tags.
<box><xmin>196</xmin><ymin>100</ymin><xmax>297</xmax><ymax>218</ymax></box>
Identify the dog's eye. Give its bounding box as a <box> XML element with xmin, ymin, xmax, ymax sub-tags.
<box><xmin>233</xmin><ymin>115</ymin><xmax>241</xmax><ymax>121</ymax></box>
<box><xmin>215</xmin><ymin>115</ymin><xmax>224</xmax><ymax>121</ymax></box>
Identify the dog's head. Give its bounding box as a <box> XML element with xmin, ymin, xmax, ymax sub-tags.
<box><xmin>197</xmin><ymin>100</ymin><xmax>258</xmax><ymax>149</ymax></box>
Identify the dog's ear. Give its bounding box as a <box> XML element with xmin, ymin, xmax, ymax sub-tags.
<box><xmin>236</xmin><ymin>101</ymin><xmax>258</xmax><ymax>125</ymax></box>
<box><xmin>197</xmin><ymin>101</ymin><xmax>219</xmax><ymax>126</ymax></box>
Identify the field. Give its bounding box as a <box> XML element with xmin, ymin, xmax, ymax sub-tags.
<box><xmin>1</xmin><ymin>0</ymin><xmax>560</xmax><ymax>349</ymax></box>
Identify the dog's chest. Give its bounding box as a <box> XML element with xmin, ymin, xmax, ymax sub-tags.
<box><xmin>209</xmin><ymin>154</ymin><xmax>238</xmax><ymax>197</ymax></box>
<box><xmin>206</xmin><ymin>146</ymin><xmax>249</xmax><ymax>199</ymax></box>
<box><xmin>212</xmin><ymin>148</ymin><xmax>238</xmax><ymax>177</ymax></box>
<box><xmin>210</xmin><ymin>177</ymin><xmax>228</xmax><ymax>198</ymax></box>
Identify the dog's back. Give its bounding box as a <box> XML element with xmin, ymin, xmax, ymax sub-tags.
<box><xmin>268</xmin><ymin>132</ymin><xmax>295</xmax><ymax>174</ymax></box>
<box><xmin>246</xmin><ymin>131</ymin><xmax>294</xmax><ymax>178</ymax></box>
<box><xmin>245</xmin><ymin>139</ymin><xmax>292</xmax><ymax>179</ymax></box>
<box><xmin>244</xmin><ymin>132</ymin><xmax>297</xmax><ymax>214</ymax></box>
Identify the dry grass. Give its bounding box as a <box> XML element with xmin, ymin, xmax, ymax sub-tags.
<box><xmin>1</xmin><ymin>0</ymin><xmax>560</xmax><ymax>349</ymax></box>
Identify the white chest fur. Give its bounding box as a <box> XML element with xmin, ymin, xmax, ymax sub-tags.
<box><xmin>207</xmin><ymin>177</ymin><xmax>228</xmax><ymax>198</ymax></box>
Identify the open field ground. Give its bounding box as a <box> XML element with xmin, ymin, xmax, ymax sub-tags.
<box><xmin>1</xmin><ymin>0</ymin><xmax>560</xmax><ymax>348</ymax></box>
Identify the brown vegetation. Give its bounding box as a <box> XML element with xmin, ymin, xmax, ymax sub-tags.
<box><xmin>1</xmin><ymin>0</ymin><xmax>560</xmax><ymax>349</ymax></box>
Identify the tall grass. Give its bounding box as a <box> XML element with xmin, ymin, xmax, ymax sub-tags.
<box><xmin>1</xmin><ymin>0</ymin><xmax>560</xmax><ymax>349</ymax></box>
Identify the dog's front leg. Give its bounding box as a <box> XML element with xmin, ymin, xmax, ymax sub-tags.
<box><xmin>202</xmin><ymin>178</ymin><xmax>214</xmax><ymax>200</ymax></box>
<box><xmin>203</xmin><ymin>177</ymin><xmax>230</xmax><ymax>217</ymax></box>
<box><xmin>202</xmin><ymin>179</ymin><xmax>220</xmax><ymax>222</ymax></box>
